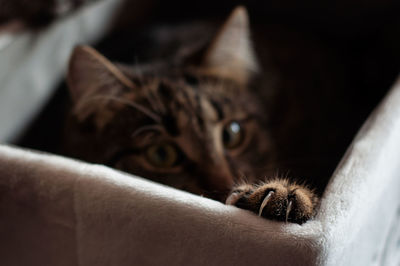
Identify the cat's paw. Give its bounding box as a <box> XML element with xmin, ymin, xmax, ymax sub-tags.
<box><xmin>226</xmin><ymin>179</ymin><xmax>319</xmax><ymax>224</ymax></box>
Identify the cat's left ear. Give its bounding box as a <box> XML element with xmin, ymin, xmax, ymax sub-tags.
<box><xmin>67</xmin><ymin>45</ymin><xmax>135</xmax><ymax>102</ymax></box>
<box><xmin>67</xmin><ymin>45</ymin><xmax>136</xmax><ymax>129</ymax></box>
<box><xmin>201</xmin><ymin>6</ymin><xmax>259</xmax><ymax>85</ymax></box>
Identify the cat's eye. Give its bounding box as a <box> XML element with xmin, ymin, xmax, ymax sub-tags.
<box><xmin>146</xmin><ymin>143</ymin><xmax>181</xmax><ymax>168</ymax></box>
<box><xmin>223</xmin><ymin>121</ymin><xmax>244</xmax><ymax>149</ymax></box>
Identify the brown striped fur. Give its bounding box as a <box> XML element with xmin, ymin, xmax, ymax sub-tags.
<box><xmin>64</xmin><ymin>7</ymin><xmax>330</xmax><ymax>224</ymax></box>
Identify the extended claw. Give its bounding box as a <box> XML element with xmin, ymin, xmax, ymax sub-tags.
<box><xmin>285</xmin><ymin>200</ymin><xmax>293</xmax><ymax>223</ymax></box>
<box><xmin>258</xmin><ymin>190</ymin><xmax>275</xmax><ymax>217</ymax></box>
<box><xmin>225</xmin><ymin>191</ymin><xmax>244</xmax><ymax>205</ymax></box>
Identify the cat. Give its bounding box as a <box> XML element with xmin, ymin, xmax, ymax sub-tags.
<box><xmin>62</xmin><ymin>6</ymin><xmax>349</xmax><ymax>224</ymax></box>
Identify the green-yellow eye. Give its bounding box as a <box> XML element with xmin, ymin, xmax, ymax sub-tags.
<box><xmin>146</xmin><ymin>143</ymin><xmax>180</xmax><ymax>168</ymax></box>
<box><xmin>223</xmin><ymin>121</ymin><xmax>244</xmax><ymax>149</ymax></box>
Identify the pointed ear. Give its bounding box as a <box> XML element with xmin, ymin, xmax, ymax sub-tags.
<box><xmin>67</xmin><ymin>45</ymin><xmax>136</xmax><ymax>128</ymax></box>
<box><xmin>202</xmin><ymin>6</ymin><xmax>259</xmax><ymax>85</ymax></box>
<box><xmin>67</xmin><ymin>45</ymin><xmax>135</xmax><ymax>102</ymax></box>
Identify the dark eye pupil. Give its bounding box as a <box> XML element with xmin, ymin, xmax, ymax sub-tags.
<box><xmin>223</xmin><ymin>129</ymin><xmax>232</xmax><ymax>144</ymax></box>
<box><xmin>155</xmin><ymin>147</ymin><xmax>167</xmax><ymax>162</ymax></box>
<box><xmin>146</xmin><ymin>143</ymin><xmax>181</xmax><ymax>168</ymax></box>
<box><xmin>223</xmin><ymin>121</ymin><xmax>243</xmax><ymax>149</ymax></box>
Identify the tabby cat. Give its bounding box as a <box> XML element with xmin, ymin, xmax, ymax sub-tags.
<box><xmin>63</xmin><ymin>6</ymin><xmax>338</xmax><ymax>224</ymax></box>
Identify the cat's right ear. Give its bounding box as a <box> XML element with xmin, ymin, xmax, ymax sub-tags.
<box><xmin>200</xmin><ymin>6</ymin><xmax>259</xmax><ymax>85</ymax></box>
<box><xmin>67</xmin><ymin>45</ymin><xmax>135</xmax><ymax>102</ymax></box>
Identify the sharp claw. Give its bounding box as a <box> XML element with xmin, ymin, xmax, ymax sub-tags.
<box><xmin>225</xmin><ymin>192</ymin><xmax>241</xmax><ymax>205</ymax></box>
<box><xmin>285</xmin><ymin>200</ymin><xmax>293</xmax><ymax>223</ymax></box>
<box><xmin>258</xmin><ymin>190</ymin><xmax>275</xmax><ymax>217</ymax></box>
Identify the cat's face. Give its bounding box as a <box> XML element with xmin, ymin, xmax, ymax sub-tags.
<box><xmin>66</xmin><ymin>7</ymin><xmax>273</xmax><ymax>200</ymax></box>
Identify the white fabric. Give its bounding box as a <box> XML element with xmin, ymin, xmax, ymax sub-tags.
<box><xmin>0</xmin><ymin>0</ymin><xmax>125</xmax><ymax>142</ymax></box>
<box><xmin>0</xmin><ymin>78</ymin><xmax>400</xmax><ymax>265</ymax></box>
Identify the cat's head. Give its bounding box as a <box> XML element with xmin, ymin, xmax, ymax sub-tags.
<box><xmin>66</xmin><ymin>7</ymin><xmax>273</xmax><ymax>200</ymax></box>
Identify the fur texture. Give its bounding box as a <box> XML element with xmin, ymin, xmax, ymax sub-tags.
<box><xmin>63</xmin><ymin>6</ymin><xmax>348</xmax><ymax>224</ymax></box>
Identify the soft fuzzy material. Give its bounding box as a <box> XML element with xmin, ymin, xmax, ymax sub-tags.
<box><xmin>1</xmin><ymin>79</ymin><xmax>400</xmax><ymax>265</ymax></box>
